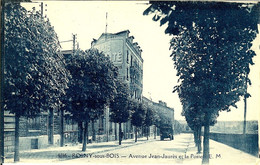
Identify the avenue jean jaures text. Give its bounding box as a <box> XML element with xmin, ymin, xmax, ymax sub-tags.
<box><xmin>58</xmin><ymin>153</ymin><xmax>222</xmax><ymax>160</ymax></box>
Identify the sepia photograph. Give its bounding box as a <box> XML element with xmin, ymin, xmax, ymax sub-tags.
<box><xmin>0</xmin><ymin>0</ymin><xmax>259</xmax><ymax>165</ymax></box>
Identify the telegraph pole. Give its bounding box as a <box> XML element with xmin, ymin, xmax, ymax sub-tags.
<box><xmin>40</xmin><ymin>2</ymin><xmax>43</xmax><ymax>17</ymax></box>
<box><xmin>39</xmin><ymin>2</ymin><xmax>47</xmax><ymax>18</ymax></box>
<box><xmin>105</xmin><ymin>12</ymin><xmax>108</xmax><ymax>34</ymax></box>
<box><xmin>105</xmin><ymin>12</ymin><xmax>108</xmax><ymax>41</ymax></box>
<box><xmin>72</xmin><ymin>34</ymin><xmax>76</xmax><ymax>55</ymax></box>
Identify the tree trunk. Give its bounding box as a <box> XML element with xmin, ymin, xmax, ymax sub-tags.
<box><xmin>60</xmin><ymin>109</ymin><xmax>64</xmax><ymax>147</ymax></box>
<box><xmin>86</xmin><ymin>122</ymin><xmax>89</xmax><ymax>144</ymax></box>
<box><xmin>119</xmin><ymin>123</ymin><xmax>122</xmax><ymax>145</ymax></box>
<box><xmin>146</xmin><ymin>127</ymin><xmax>149</xmax><ymax>140</ymax></box>
<box><xmin>202</xmin><ymin>117</ymin><xmax>210</xmax><ymax>164</ymax></box>
<box><xmin>14</xmin><ymin>114</ymin><xmax>20</xmax><ymax>162</ymax></box>
<box><xmin>0</xmin><ymin>110</ymin><xmax>4</xmax><ymax>163</ymax></box>
<box><xmin>124</xmin><ymin>123</ymin><xmax>127</xmax><ymax>140</ymax></box>
<box><xmin>92</xmin><ymin>120</ymin><xmax>96</xmax><ymax>141</ymax></box>
<box><xmin>197</xmin><ymin>126</ymin><xmax>202</xmax><ymax>154</ymax></box>
<box><xmin>114</xmin><ymin>123</ymin><xmax>117</xmax><ymax>141</ymax></box>
<box><xmin>135</xmin><ymin>126</ymin><xmax>138</xmax><ymax>142</ymax></box>
<box><xmin>154</xmin><ymin>126</ymin><xmax>156</xmax><ymax>139</ymax></box>
<box><xmin>78</xmin><ymin>121</ymin><xmax>83</xmax><ymax>143</ymax></box>
<box><xmin>82</xmin><ymin>122</ymin><xmax>88</xmax><ymax>151</ymax></box>
<box><xmin>194</xmin><ymin>129</ymin><xmax>198</xmax><ymax>146</ymax></box>
<box><xmin>48</xmin><ymin>109</ymin><xmax>54</xmax><ymax>145</ymax></box>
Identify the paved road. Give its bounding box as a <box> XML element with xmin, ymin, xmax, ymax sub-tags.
<box><xmin>64</xmin><ymin>134</ymin><xmax>258</xmax><ymax>165</ymax></box>
<box><xmin>64</xmin><ymin>134</ymin><xmax>192</xmax><ymax>164</ymax></box>
<box><xmin>4</xmin><ymin>134</ymin><xmax>258</xmax><ymax>165</ymax></box>
<box><xmin>64</xmin><ymin>134</ymin><xmax>196</xmax><ymax>164</ymax></box>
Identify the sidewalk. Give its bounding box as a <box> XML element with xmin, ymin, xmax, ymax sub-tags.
<box><xmin>4</xmin><ymin>136</ymin><xmax>157</xmax><ymax>163</ymax></box>
<box><xmin>183</xmin><ymin>134</ymin><xmax>259</xmax><ymax>165</ymax></box>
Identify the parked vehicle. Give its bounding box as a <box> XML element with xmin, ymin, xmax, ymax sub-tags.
<box><xmin>160</xmin><ymin>125</ymin><xmax>174</xmax><ymax>140</ymax></box>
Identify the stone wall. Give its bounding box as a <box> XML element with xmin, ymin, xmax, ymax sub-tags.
<box><xmin>19</xmin><ymin>135</ymin><xmax>60</xmax><ymax>151</ymax></box>
<box><xmin>209</xmin><ymin>133</ymin><xmax>258</xmax><ymax>156</ymax></box>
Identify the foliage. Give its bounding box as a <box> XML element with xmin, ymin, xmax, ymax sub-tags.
<box><xmin>65</xmin><ymin>48</ymin><xmax>118</xmax><ymax>122</ymax></box>
<box><xmin>4</xmin><ymin>3</ymin><xmax>69</xmax><ymax>117</ymax></box>
<box><xmin>158</xmin><ymin>113</ymin><xmax>172</xmax><ymax>129</ymax></box>
<box><xmin>130</xmin><ymin>101</ymin><xmax>146</xmax><ymax>128</ymax></box>
<box><xmin>144</xmin><ymin>1</ymin><xmax>259</xmax><ymax>163</ymax></box>
<box><xmin>7</xmin><ymin>0</ymin><xmax>31</xmax><ymax>3</ymax></box>
<box><xmin>152</xmin><ymin>107</ymin><xmax>161</xmax><ymax>127</ymax></box>
<box><xmin>143</xmin><ymin>105</ymin><xmax>155</xmax><ymax>127</ymax></box>
<box><xmin>143</xmin><ymin>0</ymin><xmax>259</xmax><ymax>133</ymax></box>
<box><xmin>171</xmin><ymin>24</ymin><xmax>257</xmax><ymax>122</ymax></box>
<box><xmin>110</xmin><ymin>79</ymin><xmax>131</xmax><ymax>124</ymax></box>
<box><xmin>4</xmin><ymin>4</ymin><xmax>70</xmax><ymax>162</ymax></box>
<box><xmin>144</xmin><ymin>1</ymin><xmax>259</xmax><ymax>35</ymax></box>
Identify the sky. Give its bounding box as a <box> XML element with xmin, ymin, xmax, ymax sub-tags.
<box><xmin>22</xmin><ymin>1</ymin><xmax>259</xmax><ymax>121</ymax></box>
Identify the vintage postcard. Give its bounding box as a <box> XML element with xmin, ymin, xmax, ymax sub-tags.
<box><xmin>1</xmin><ymin>0</ymin><xmax>259</xmax><ymax>165</ymax></box>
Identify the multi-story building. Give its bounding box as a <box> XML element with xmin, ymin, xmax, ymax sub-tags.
<box><xmin>91</xmin><ymin>30</ymin><xmax>144</xmax><ymax>140</ymax></box>
<box><xmin>91</xmin><ymin>30</ymin><xmax>143</xmax><ymax>101</ymax></box>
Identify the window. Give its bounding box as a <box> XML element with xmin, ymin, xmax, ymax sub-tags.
<box><xmin>98</xmin><ymin>117</ymin><xmax>104</xmax><ymax>135</ymax></box>
<box><xmin>127</xmin><ymin>50</ymin><xmax>129</xmax><ymax>63</ymax></box>
<box><xmin>28</xmin><ymin>116</ymin><xmax>41</xmax><ymax>130</ymax></box>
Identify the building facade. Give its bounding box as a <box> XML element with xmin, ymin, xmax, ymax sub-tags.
<box><xmin>91</xmin><ymin>30</ymin><xmax>144</xmax><ymax>140</ymax></box>
<box><xmin>91</xmin><ymin>30</ymin><xmax>143</xmax><ymax>101</ymax></box>
<box><xmin>4</xmin><ymin>110</ymin><xmax>78</xmax><ymax>154</ymax></box>
<box><xmin>142</xmin><ymin>97</ymin><xmax>175</xmax><ymax>137</ymax></box>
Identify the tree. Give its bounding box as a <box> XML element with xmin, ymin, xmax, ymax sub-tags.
<box><xmin>182</xmin><ymin>102</ymin><xmax>204</xmax><ymax>153</ymax></box>
<box><xmin>157</xmin><ymin>113</ymin><xmax>172</xmax><ymax>132</ymax></box>
<box><xmin>144</xmin><ymin>2</ymin><xmax>259</xmax><ymax>164</ymax></box>
<box><xmin>109</xmin><ymin>79</ymin><xmax>131</xmax><ymax>145</ymax></box>
<box><xmin>152</xmin><ymin>108</ymin><xmax>161</xmax><ymax>139</ymax></box>
<box><xmin>65</xmin><ymin>49</ymin><xmax>117</xmax><ymax>151</ymax></box>
<box><xmin>171</xmin><ymin>24</ymin><xmax>255</xmax><ymax>163</ymax></box>
<box><xmin>4</xmin><ymin>4</ymin><xmax>69</xmax><ymax>162</ymax></box>
<box><xmin>130</xmin><ymin>101</ymin><xmax>146</xmax><ymax>142</ymax></box>
<box><xmin>143</xmin><ymin>105</ymin><xmax>155</xmax><ymax>140</ymax></box>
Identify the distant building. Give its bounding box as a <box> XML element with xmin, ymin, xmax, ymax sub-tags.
<box><xmin>142</xmin><ymin>97</ymin><xmax>175</xmax><ymax>135</ymax></box>
<box><xmin>142</xmin><ymin>97</ymin><xmax>175</xmax><ymax>117</ymax></box>
<box><xmin>153</xmin><ymin>100</ymin><xmax>175</xmax><ymax>132</ymax></box>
